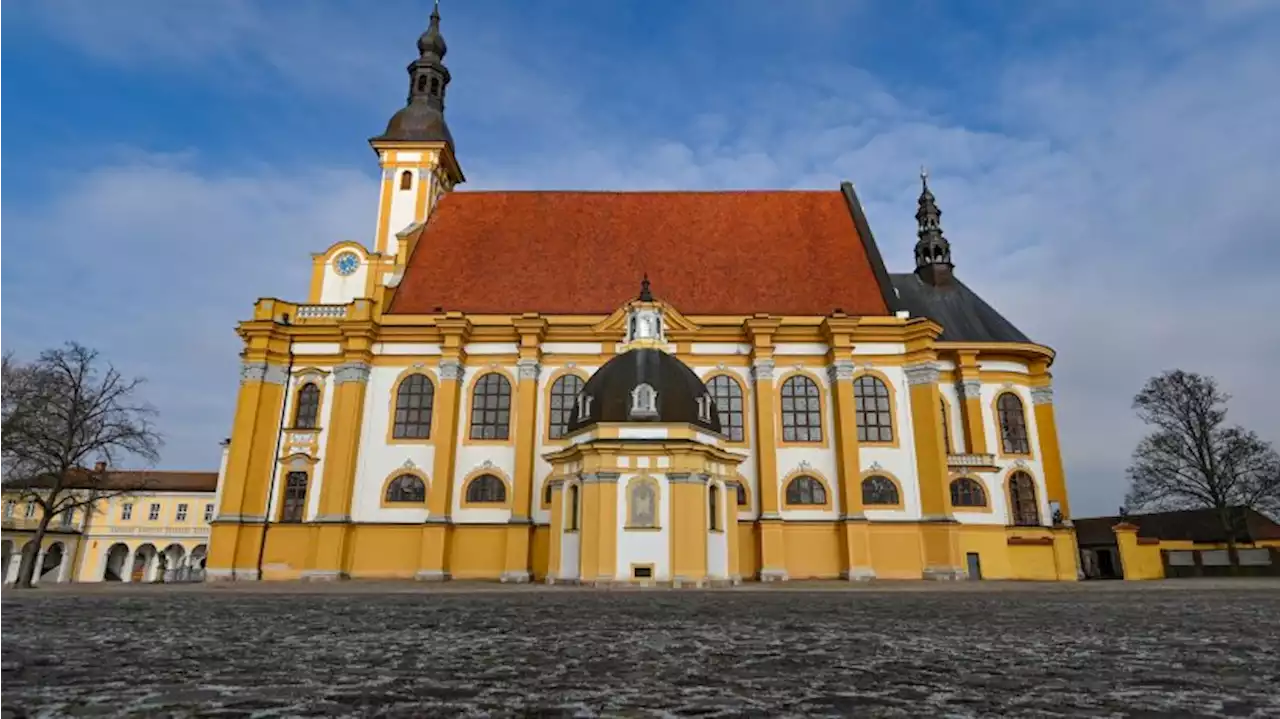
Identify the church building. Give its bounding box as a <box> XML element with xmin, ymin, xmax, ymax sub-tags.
<box><xmin>209</xmin><ymin>6</ymin><xmax>1079</xmax><ymax>584</ymax></box>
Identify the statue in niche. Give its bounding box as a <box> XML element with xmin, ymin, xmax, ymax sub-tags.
<box><xmin>630</xmin><ymin>482</ymin><xmax>656</xmax><ymax>527</ymax></box>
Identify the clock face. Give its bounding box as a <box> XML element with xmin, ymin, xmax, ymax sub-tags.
<box><xmin>334</xmin><ymin>252</ymin><xmax>360</xmax><ymax>276</ymax></box>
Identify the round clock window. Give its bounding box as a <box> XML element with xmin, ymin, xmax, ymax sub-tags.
<box><xmin>334</xmin><ymin>252</ymin><xmax>360</xmax><ymax>276</ymax></box>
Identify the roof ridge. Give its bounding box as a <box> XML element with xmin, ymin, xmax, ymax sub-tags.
<box><xmin>448</xmin><ymin>189</ymin><xmax>842</xmax><ymax>196</ymax></box>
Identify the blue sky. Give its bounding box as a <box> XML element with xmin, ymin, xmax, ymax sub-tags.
<box><xmin>3</xmin><ymin>0</ymin><xmax>1279</xmax><ymax>516</ymax></box>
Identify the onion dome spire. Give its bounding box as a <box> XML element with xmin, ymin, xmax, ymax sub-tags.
<box><xmin>371</xmin><ymin>0</ymin><xmax>454</xmax><ymax>148</ymax></box>
<box><xmin>914</xmin><ymin>166</ymin><xmax>954</xmax><ymax>286</ymax></box>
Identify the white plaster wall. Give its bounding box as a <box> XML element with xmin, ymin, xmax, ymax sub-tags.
<box><xmin>533</xmin><ymin>363</ymin><xmax>601</xmax><ymax>525</ymax></box>
<box><xmin>543</xmin><ymin>342</ymin><xmax>605</xmax><ymax>355</ymax></box>
<box><xmin>855</xmin><ymin>343</ymin><xmax>906</xmax><ymax>355</ymax></box>
<box><xmin>978</xmin><ymin>360</ymin><xmax>1029</xmax><ymax>374</ymax></box>
<box><xmin>774</xmin><ymin>343</ymin><xmax>828</xmax><ymax>356</ymax></box>
<box><xmin>858</xmin><ymin>365</ymin><xmax>922</xmax><ymax>521</ymax></box>
<box><xmin>690</xmin><ymin>364</ymin><xmax>756</xmax><ymax>520</ymax></box>
<box><xmin>350</xmin><ymin>365</ymin><xmax>436</xmax><ymax>523</ymax></box>
<box><xmin>293</xmin><ymin>342</ymin><xmax>341</xmax><ymax>355</ymax></box>
<box><xmin>938</xmin><ymin>382</ymin><xmax>967</xmax><ymax>454</ymax></box>
<box><xmin>319</xmin><ymin>257</ymin><xmax>369</xmax><ymax>305</ymax></box>
<box><xmin>615</xmin><ymin>473</ymin><xmax>671</xmax><ymax>581</ymax></box>
<box><xmin>969</xmin><ymin>382</ymin><xmax>1048</xmax><ymax>527</ymax></box>
<box><xmin>690</xmin><ymin>342</ymin><xmax>751</xmax><ymax>355</ymax></box>
<box><xmin>450</xmin><ymin>364</ymin><xmax>517</xmax><ymax>523</ymax></box>
<box><xmin>706</xmin><ymin>481</ymin><xmax>729</xmax><ymax>579</ymax></box>
<box><xmin>560</xmin><ymin>519</ymin><xmax>581</xmax><ymax>581</ymax></box>
<box><xmin>385</xmin><ymin>169</ymin><xmax>419</xmax><ymax>245</ymax></box>
<box><xmin>374</xmin><ymin>343</ymin><xmax>442</xmax><ymax>356</ymax></box>
<box><xmin>774</xmin><ymin>366</ymin><xmax>840</xmax><ymax>520</ymax></box>
<box><xmin>267</xmin><ymin>372</ymin><xmax>334</xmax><ymax>522</ymax></box>
<box><xmin>466</xmin><ymin>342</ymin><xmax>519</xmax><ymax>356</ymax></box>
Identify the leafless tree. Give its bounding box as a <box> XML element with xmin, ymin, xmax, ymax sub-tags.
<box><xmin>2</xmin><ymin>344</ymin><xmax>163</xmax><ymax>588</ymax></box>
<box><xmin>1125</xmin><ymin>370</ymin><xmax>1280</xmax><ymax>563</ymax></box>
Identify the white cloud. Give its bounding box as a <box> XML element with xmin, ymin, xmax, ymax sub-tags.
<box><xmin>6</xmin><ymin>1</ymin><xmax>1279</xmax><ymax>516</ymax></box>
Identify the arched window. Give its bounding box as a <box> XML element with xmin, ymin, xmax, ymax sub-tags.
<box><xmin>734</xmin><ymin>481</ymin><xmax>747</xmax><ymax>507</ymax></box>
<box><xmin>548</xmin><ymin>374</ymin><xmax>584</xmax><ymax>439</ymax></box>
<box><xmin>430</xmin><ymin>77</ymin><xmax>440</xmax><ymax>95</ymax></box>
<box><xmin>630</xmin><ymin>382</ymin><xmax>658</xmax><ymax>419</ymax></box>
<box><xmin>1008</xmin><ymin>472</ymin><xmax>1040</xmax><ymax>526</ymax></box>
<box><xmin>567</xmin><ymin>484</ymin><xmax>580</xmax><ymax>530</ymax></box>
<box><xmin>940</xmin><ymin>398</ymin><xmax>952</xmax><ymax>454</ymax></box>
<box><xmin>780</xmin><ymin>376</ymin><xmax>822</xmax><ymax>442</ymax></box>
<box><xmin>853</xmin><ymin>375</ymin><xmax>893</xmax><ymax>442</ymax></box>
<box><xmin>950</xmin><ymin>478</ymin><xmax>987</xmax><ymax>507</ymax></box>
<box><xmin>708</xmin><ymin>375</ymin><xmax>745</xmax><ymax>442</ymax></box>
<box><xmin>393</xmin><ymin>374</ymin><xmax>435</xmax><ymax>439</ymax></box>
<box><xmin>470</xmin><ymin>373</ymin><xmax>512</xmax><ymax>440</ymax></box>
<box><xmin>708</xmin><ymin>485</ymin><xmax>720</xmax><ymax>531</ymax></box>
<box><xmin>281</xmin><ymin>472</ymin><xmax>308</xmax><ymax>523</ymax></box>
<box><xmin>861</xmin><ymin>476</ymin><xmax>900</xmax><ymax>506</ymax></box>
<box><xmin>628</xmin><ymin>480</ymin><xmax>657</xmax><ymax>528</ymax></box>
<box><xmin>416</xmin><ymin>75</ymin><xmax>428</xmax><ymax>93</ymax></box>
<box><xmin>399</xmin><ymin>170</ymin><xmax>413</xmax><ymax>190</ymax></box>
<box><xmin>785</xmin><ymin>475</ymin><xmax>827</xmax><ymax>506</ymax></box>
<box><xmin>998</xmin><ymin>393</ymin><xmax>1030</xmax><ymax>454</ymax></box>
<box><xmin>293</xmin><ymin>383</ymin><xmax>320</xmax><ymax>429</ymax></box>
<box><xmin>465</xmin><ymin>474</ymin><xmax>506</xmax><ymax>504</ymax></box>
<box><xmin>385</xmin><ymin>474</ymin><xmax>426</xmax><ymax>503</ymax></box>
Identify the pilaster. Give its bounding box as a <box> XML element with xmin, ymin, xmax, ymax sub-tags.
<box><xmin>955</xmin><ymin>351</ymin><xmax>988</xmax><ymax>454</ymax></box>
<box><xmin>1030</xmin><ymin>369</ymin><xmax>1070</xmax><ymax>520</ymax></box>
<box><xmin>905</xmin><ymin>358</ymin><xmax>964</xmax><ymax>579</ymax></box>
<box><xmin>503</xmin><ymin>314</ymin><xmax>547</xmax><ymax>582</ymax></box>
<box><xmin>669</xmin><ymin>472</ymin><xmax>708</xmax><ymax>586</ymax></box>
<box><xmin>822</xmin><ymin>316</ymin><xmax>874</xmax><ymax>579</ymax></box>
<box><xmin>745</xmin><ymin>316</ymin><xmax>786</xmax><ymax>580</ymax></box>
<box><xmin>418</xmin><ymin>313</ymin><xmax>471</xmax><ymax>580</ymax></box>
<box><xmin>306</xmin><ymin>358</ymin><xmax>372</xmax><ymax>579</ymax></box>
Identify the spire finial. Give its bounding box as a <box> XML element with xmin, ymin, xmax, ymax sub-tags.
<box><xmin>913</xmin><ymin>167</ymin><xmax>953</xmax><ymax>286</ymax></box>
<box><xmin>638</xmin><ymin>273</ymin><xmax>653</xmax><ymax>302</ymax></box>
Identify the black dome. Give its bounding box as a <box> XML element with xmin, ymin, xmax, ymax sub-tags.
<box><xmin>566</xmin><ymin>349</ymin><xmax>722</xmax><ymax>436</ymax></box>
<box><xmin>374</xmin><ymin>100</ymin><xmax>454</xmax><ymax>148</ymax></box>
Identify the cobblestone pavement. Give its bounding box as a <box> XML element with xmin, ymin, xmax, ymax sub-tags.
<box><xmin>3</xmin><ymin>582</ymin><xmax>1279</xmax><ymax>718</ymax></box>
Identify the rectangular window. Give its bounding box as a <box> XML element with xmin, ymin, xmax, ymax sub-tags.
<box><xmin>61</xmin><ymin>510</ymin><xmax>75</xmax><ymax>528</ymax></box>
<box><xmin>148</xmin><ymin>503</ymin><xmax>160</xmax><ymax>521</ymax></box>
<box><xmin>3</xmin><ymin>500</ymin><xmax>14</xmax><ymax>518</ymax></box>
<box><xmin>122</xmin><ymin>503</ymin><xmax>134</xmax><ymax>520</ymax></box>
<box><xmin>176</xmin><ymin>503</ymin><xmax>188</xmax><ymax>522</ymax></box>
<box><xmin>281</xmin><ymin>472</ymin><xmax>309</xmax><ymax>523</ymax></box>
<box><xmin>25</xmin><ymin>502</ymin><xmax>37</xmax><ymax>519</ymax></box>
<box><xmin>204</xmin><ymin>503</ymin><xmax>215</xmax><ymax>522</ymax></box>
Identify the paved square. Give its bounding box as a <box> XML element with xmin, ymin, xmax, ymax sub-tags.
<box><xmin>3</xmin><ymin>581</ymin><xmax>1279</xmax><ymax>717</ymax></box>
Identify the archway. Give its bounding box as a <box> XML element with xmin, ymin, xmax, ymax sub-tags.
<box><xmin>38</xmin><ymin>542</ymin><xmax>65</xmax><ymax>583</ymax></box>
<box><xmin>103</xmin><ymin>543</ymin><xmax>130</xmax><ymax>581</ymax></box>
<box><xmin>131</xmin><ymin>543</ymin><xmax>157</xmax><ymax>583</ymax></box>
<box><xmin>1</xmin><ymin>539</ymin><xmax>13</xmax><ymax>583</ymax></box>
<box><xmin>189</xmin><ymin>544</ymin><xmax>208</xmax><ymax>582</ymax></box>
<box><xmin>161</xmin><ymin>543</ymin><xmax>186</xmax><ymax>582</ymax></box>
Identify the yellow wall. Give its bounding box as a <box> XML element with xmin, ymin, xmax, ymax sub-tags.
<box><xmin>449</xmin><ymin>525</ymin><xmax>508</xmax><ymax>579</ymax></box>
<box><xmin>869</xmin><ymin>523</ymin><xmax>926</xmax><ymax>579</ymax></box>
<box><xmin>781</xmin><ymin>523</ymin><xmax>842</xmax><ymax>579</ymax></box>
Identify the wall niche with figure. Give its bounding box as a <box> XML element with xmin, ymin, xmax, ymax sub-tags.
<box><xmin>626</xmin><ymin>476</ymin><xmax>660</xmax><ymax>530</ymax></box>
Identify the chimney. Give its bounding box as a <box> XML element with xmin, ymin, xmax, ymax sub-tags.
<box><xmin>94</xmin><ymin>461</ymin><xmax>107</xmax><ymax>473</ymax></box>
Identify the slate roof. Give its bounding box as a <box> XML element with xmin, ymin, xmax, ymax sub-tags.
<box><xmin>567</xmin><ymin>349</ymin><xmax>721</xmax><ymax>436</ymax></box>
<box><xmin>889</xmin><ymin>272</ymin><xmax>1032</xmax><ymax>343</ymax></box>
<box><xmin>4</xmin><ymin>470</ymin><xmax>218</xmax><ymax>494</ymax></box>
<box><xmin>1073</xmin><ymin>507</ymin><xmax>1280</xmax><ymax>546</ymax></box>
<box><xmin>388</xmin><ymin>187</ymin><xmax>894</xmax><ymax>316</ymax></box>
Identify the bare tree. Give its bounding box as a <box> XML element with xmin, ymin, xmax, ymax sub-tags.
<box><xmin>1125</xmin><ymin>370</ymin><xmax>1280</xmax><ymax>563</ymax></box>
<box><xmin>2</xmin><ymin>344</ymin><xmax>163</xmax><ymax>588</ymax></box>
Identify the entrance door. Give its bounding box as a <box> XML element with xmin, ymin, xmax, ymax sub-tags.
<box><xmin>966</xmin><ymin>552</ymin><xmax>982</xmax><ymax>580</ymax></box>
<box><xmin>1097</xmin><ymin>548</ymin><xmax>1118</xmax><ymax>579</ymax></box>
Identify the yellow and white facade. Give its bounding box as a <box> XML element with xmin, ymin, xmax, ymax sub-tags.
<box><xmin>208</xmin><ymin>7</ymin><xmax>1080</xmax><ymax>584</ymax></box>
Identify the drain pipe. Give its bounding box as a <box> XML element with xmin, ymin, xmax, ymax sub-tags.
<box><xmin>256</xmin><ymin>313</ymin><xmax>294</xmax><ymax>580</ymax></box>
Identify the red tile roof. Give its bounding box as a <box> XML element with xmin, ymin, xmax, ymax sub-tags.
<box><xmin>388</xmin><ymin>190</ymin><xmax>893</xmax><ymax>316</ymax></box>
<box><xmin>5</xmin><ymin>470</ymin><xmax>218</xmax><ymax>494</ymax></box>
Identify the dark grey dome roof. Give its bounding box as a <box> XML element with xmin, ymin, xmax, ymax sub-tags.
<box><xmin>374</xmin><ymin>101</ymin><xmax>454</xmax><ymax>147</ymax></box>
<box><xmin>566</xmin><ymin>349</ymin><xmax>721</xmax><ymax>436</ymax></box>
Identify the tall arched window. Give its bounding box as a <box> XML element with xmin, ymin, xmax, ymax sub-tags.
<box><xmin>393</xmin><ymin>374</ymin><xmax>435</xmax><ymax>439</ymax></box>
<box><xmin>785</xmin><ymin>475</ymin><xmax>826</xmax><ymax>506</ymax></box>
<box><xmin>998</xmin><ymin>393</ymin><xmax>1030</xmax><ymax>454</ymax></box>
<box><xmin>465</xmin><ymin>474</ymin><xmax>506</xmax><ymax>504</ymax></box>
<box><xmin>861</xmin><ymin>476</ymin><xmax>900</xmax><ymax>506</ymax></box>
<box><xmin>950</xmin><ymin>478</ymin><xmax>987</xmax><ymax>507</ymax></box>
<box><xmin>470</xmin><ymin>373</ymin><xmax>512</xmax><ymax>440</ymax></box>
<box><xmin>400</xmin><ymin>170</ymin><xmax>413</xmax><ymax>190</ymax></box>
<box><xmin>780</xmin><ymin>376</ymin><xmax>822</xmax><ymax>442</ymax></box>
<box><xmin>708</xmin><ymin>375</ymin><xmax>745</xmax><ymax>442</ymax></box>
<box><xmin>734</xmin><ymin>481</ymin><xmax>747</xmax><ymax>507</ymax></box>
<box><xmin>293</xmin><ymin>383</ymin><xmax>320</xmax><ymax>429</ymax></box>
<box><xmin>708</xmin><ymin>485</ymin><xmax>720</xmax><ymax>531</ymax></box>
<box><xmin>567</xmin><ymin>484</ymin><xmax>580</xmax><ymax>530</ymax></box>
<box><xmin>1008</xmin><ymin>472</ymin><xmax>1040</xmax><ymax>526</ymax></box>
<box><xmin>853</xmin><ymin>375</ymin><xmax>893</xmax><ymax>443</ymax></box>
<box><xmin>940</xmin><ymin>398</ymin><xmax>952</xmax><ymax>454</ymax></box>
<box><xmin>548</xmin><ymin>374</ymin><xmax>584</xmax><ymax>439</ymax></box>
<box><xmin>543</xmin><ymin>482</ymin><xmax>554</xmax><ymax>507</ymax></box>
<box><xmin>281</xmin><ymin>472</ymin><xmax>309</xmax><ymax>522</ymax></box>
<box><xmin>385</xmin><ymin>474</ymin><xmax>426</xmax><ymax>503</ymax></box>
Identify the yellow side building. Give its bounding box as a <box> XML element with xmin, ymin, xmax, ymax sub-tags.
<box><xmin>209</xmin><ymin>6</ymin><xmax>1080</xmax><ymax>584</ymax></box>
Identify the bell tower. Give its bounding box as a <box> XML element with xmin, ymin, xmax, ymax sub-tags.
<box><xmin>913</xmin><ymin>167</ymin><xmax>953</xmax><ymax>286</ymax></box>
<box><xmin>369</xmin><ymin>0</ymin><xmax>465</xmax><ymax>257</ymax></box>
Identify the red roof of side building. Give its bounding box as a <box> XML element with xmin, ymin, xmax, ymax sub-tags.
<box><xmin>4</xmin><ymin>470</ymin><xmax>218</xmax><ymax>494</ymax></box>
<box><xmin>388</xmin><ymin>188</ymin><xmax>896</xmax><ymax>316</ymax></box>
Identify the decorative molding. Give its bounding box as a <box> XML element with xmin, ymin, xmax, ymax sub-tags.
<box><xmin>240</xmin><ymin>362</ymin><xmax>289</xmax><ymax>385</ymax></box>
<box><xmin>751</xmin><ymin>359</ymin><xmax>775</xmax><ymax>382</ymax></box>
<box><xmin>333</xmin><ymin>362</ymin><xmax>371</xmax><ymax>385</ymax></box>
<box><xmin>438</xmin><ymin>358</ymin><xmax>464</xmax><ymax>381</ymax></box>
<box><xmin>1014</xmin><ymin>459</ymin><xmax>1029</xmax><ymax>469</ymax></box>
<box><xmin>869</xmin><ymin>461</ymin><xmax>883</xmax><ymax>471</ymax></box>
<box><xmin>1002</xmin><ymin>381</ymin><xmax>1014</xmax><ymax>389</ymax></box>
<box><xmin>798</xmin><ymin>460</ymin><xmax>812</xmax><ymax>471</ymax></box>
<box><xmin>959</xmin><ymin>380</ymin><xmax>982</xmax><ymax>399</ymax></box>
<box><xmin>904</xmin><ymin>362</ymin><xmax>940</xmax><ymax>386</ymax></box>
<box><xmin>517</xmin><ymin>358</ymin><xmax>541</xmax><ymax>381</ymax></box>
<box><xmin>580</xmin><ymin>472</ymin><xmax>620</xmax><ymax>484</ymax></box>
<box><xmin>401</xmin><ymin>458</ymin><xmax>418</xmax><ymax>470</ymax></box>
<box><xmin>826</xmin><ymin>359</ymin><xmax>856</xmax><ymax>383</ymax></box>
<box><xmin>481</xmin><ymin>459</ymin><xmax>495</xmax><ymax>469</ymax></box>
<box><xmin>668</xmin><ymin>472</ymin><xmax>709</xmax><ymax>484</ymax></box>
<box><xmin>1031</xmin><ymin>386</ymin><xmax>1054</xmax><ymax>405</ymax></box>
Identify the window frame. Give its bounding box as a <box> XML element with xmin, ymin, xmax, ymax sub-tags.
<box><xmin>706</xmin><ymin>373</ymin><xmax>747</xmax><ymax>444</ymax></box>
<box><xmin>996</xmin><ymin>392</ymin><xmax>1032</xmax><ymax>456</ymax></box>
<box><xmin>280</xmin><ymin>471</ymin><xmax>309</xmax><ymax>523</ymax></box>
<box><xmin>783</xmin><ymin>474</ymin><xmax>830</xmax><ymax>508</ymax></box>
<box><xmin>861</xmin><ymin>475</ymin><xmax>902</xmax><ymax>507</ymax></box>
<box><xmin>148</xmin><ymin>503</ymin><xmax>161</xmax><ymax>521</ymax></box>
<box><xmin>390</xmin><ymin>372</ymin><xmax>436</xmax><ymax>441</ymax></box>
<box><xmin>853</xmin><ymin>373</ymin><xmax>896</xmax><ymax>445</ymax></box>
<box><xmin>293</xmin><ymin>382</ymin><xmax>322</xmax><ymax>430</ymax></box>
<box><xmin>779</xmin><ymin>374</ymin><xmax>824</xmax><ymax>444</ymax></box>
<box><xmin>949</xmin><ymin>477</ymin><xmax>989</xmax><ymax>509</ymax></box>
<box><xmin>1008</xmin><ymin>471</ymin><xmax>1041</xmax><ymax>526</ymax></box>
<box><xmin>467</xmin><ymin>372</ymin><xmax>514</xmax><ymax>442</ymax></box>
<box><xmin>176</xmin><ymin>503</ymin><xmax>189</xmax><ymax>522</ymax></box>
<box><xmin>462</xmin><ymin>473</ymin><xmax>509</xmax><ymax>506</ymax></box>
<box><xmin>121</xmin><ymin>503</ymin><xmax>133</xmax><ymax>521</ymax></box>
<box><xmin>547</xmin><ymin>373</ymin><xmax>586</xmax><ymax>441</ymax></box>
<box><xmin>384</xmin><ymin>473</ymin><xmax>428</xmax><ymax>504</ymax></box>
